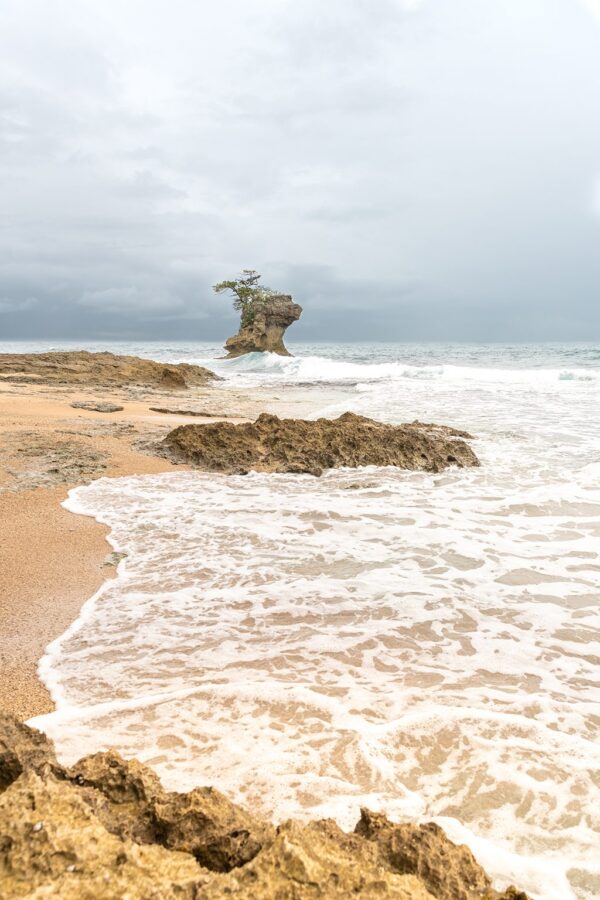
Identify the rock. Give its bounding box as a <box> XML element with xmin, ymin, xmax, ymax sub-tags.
<box><xmin>71</xmin><ymin>401</ymin><xmax>124</xmax><ymax>413</ymax></box>
<box><xmin>162</xmin><ymin>411</ymin><xmax>479</xmax><ymax>476</ymax></box>
<box><xmin>0</xmin><ymin>715</ymin><xmax>530</xmax><ymax>899</ymax></box>
<box><xmin>101</xmin><ymin>551</ymin><xmax>127</xmax><ymax>569</ymax></box>
<box><xmin>160</xmin><ymin>367</ymin><xmax>188</xmax><ymax>389</ymax></box>
<box><xmin>0</xmin><ymin>351</ymin><xmax>217</xmax><ymax>389</ymax></box>
<box><xmin>0</xmin><ymin>714</ymin><xmax>61</xmax><ymax>792</ymax></box>
<box><xmin>224</xmin><ymin>294</ymin><xmax>302</xmax><ymax>357</ymax></box>
<box><xmin>0</xmin><ymin>431</ymin><xmax>109</xmax><ymax>492</ymax></box>
<box><xmin>0</xmin><ymin>771</ymin><xmax>205</xmax><ymax>899</ymax></box>
<box><xmin>149</xmin><ymin>407</ymin><xmax>216</xmax><ymax>417</ymax></box>
<box><xmin>69</xmin><ymin>750</ymin><xmax>270</xmax><ymax>872</ymax></box>
<box><xmin>355</xmin><ymin>809</ymin><xmax>527</xmax><ymax>900</ymax></box>
<box><xmin>202</xmin><ymin>818</ymin><xmax>436</xmax><ymax>898</ymax></box>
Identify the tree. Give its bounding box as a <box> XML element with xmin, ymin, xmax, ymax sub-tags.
<box><xmin>213</xmin><ymin>270</ymin><xmax>276</xmax><ymax>327</ymax></box>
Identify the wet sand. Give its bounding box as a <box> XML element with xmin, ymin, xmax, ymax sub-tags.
<box><xmin>0</xmin><ymin>377</ymin><xmax>265</xmax><ymax>720</ymax></box>
<box><xmin>1</xmin><ymin>486</ymin><xmax>115</xmax><ymax>718</ymax></box>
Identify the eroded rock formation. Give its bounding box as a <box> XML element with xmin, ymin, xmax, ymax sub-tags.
<box><xmin>162</xmin><ymin>411</ymin><xmax>479</xmax><ymax>476</ymax></box>
<box><xmin>224</xmin><ymin>294</ymin><xmax>302</xmax><ymax>358</ymax></box>
<box><xmin>71</xmin><ymin>401</ymin><xmax>124</xmax><ymax>413</ymax></box>
<box><xmin>0</xmin><ymin>351</ymin><xmax>217</xmax><ymax>389</ymax></box>
<box><xmin>0</xmin><ymin>714</ymin><xmax>528</xmax><ymax>899</ymax></box>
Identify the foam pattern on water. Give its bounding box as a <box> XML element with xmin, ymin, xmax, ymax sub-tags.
<box><xmin>201</xmin><ymin>350</ymin><xmax>600</xmax><ymax>389</ymax></box>
<box><xmin>32</xmin><ymin>358</ymin><xmax>600</xmax><ymax>900</ymax></box>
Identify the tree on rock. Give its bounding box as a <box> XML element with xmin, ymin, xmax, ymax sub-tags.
<box><xmin>215</xmin><ymin>270</ymin><xmax>303</xmax><ymax>358</ymax></box>
<box><xmin>213</xmin><ymin>270</ymin><xmax>276</xmax><ymax>327</ymax></box>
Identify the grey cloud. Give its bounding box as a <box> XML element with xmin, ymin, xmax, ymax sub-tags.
<box><xmin>1</xmin><ymin>0</ymin><xmax>600</xmax><ymax>341</ymax></box>
<box><xmin>0</xmin><ymin>296</ymin><xmax>38</xmax><ymax>313</ymax></box>
<box><xmin>79</xmin><ymin>287</ymin><xmax>173</xmax><ymax>311</ymax></box>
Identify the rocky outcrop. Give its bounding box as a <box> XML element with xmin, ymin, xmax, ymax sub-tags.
<box><xmin>71</xmin><ymin>401</ymin><xmax>124</xmax><ymax>413</ymax></box>
<box><xmin>0</xmin><ymin>351</ymin><xmax>217</xmax><ymax>389</ymax></box>
<box><xmin>355</xmin><ymin>810</ymin><xmax>528</xmax><ymax>900</ymax></box>
<box><xmin>224</xmin><ymin>294</ymin><xmax>302</xmax><ymax>357</ymax></box>
<box><xmin>201</xmin><ymin>819</ymin><xmax>436</xmax><ymax>898</ymax></box>
<box><xmin>162</xmin><ymin>411</ymin><xmax>479</xmax><ymax>476</ymax></box>
<box><xmin>69</xmin><ymin>751</ymin><xmax>270</xmax><ymax>872</ymax></box>
<box><xmin>0</xmin><ymin>771</ymin><xmax>203</xmax><ymax>900</ymax></box>
<box><xmin>0</xmin><ymin>715</ymin><xmax>62</xmax><ymax>790</ymax></box>
<box><xmin>0</xmin><ymin>714</ymin><xmax>528</xmax><ymax>899</ymax></box>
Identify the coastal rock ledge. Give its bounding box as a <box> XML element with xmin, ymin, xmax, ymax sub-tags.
<box><xmin>224</xmin><ymin>294</ymin><xmax>302</xmax><ymax>358</ymax></box>
<box><xmin>163</xmin><ymin>412</ymin><xmax>480</xmax><ymax>476</ymax></box>
<box><xmin>0</xmin><ymin>351</ymin><xmax>217</xmax><ymax>389</ymax></box>
<box><xmin>0</xmin><ymin>714</ymin><xmax>528</xmax><ymax>899</ymax></box>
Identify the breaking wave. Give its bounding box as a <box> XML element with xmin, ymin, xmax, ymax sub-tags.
<box><xmin>198</xmin><ymin>350</ymin><xmax>600</xmax><ymax>390</ymax></box>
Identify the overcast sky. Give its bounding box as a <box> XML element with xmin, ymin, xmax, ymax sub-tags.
<box><xmin>2</xmin><ymin>0</ymin><xmax>600</xmax><ymax>342</ymax></box>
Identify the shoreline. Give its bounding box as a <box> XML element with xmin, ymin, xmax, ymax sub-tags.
<box><xmin>1</xmin><ymin>485</ymin><xmax>116</xmax><ymax>719</ymax></box>
<box><xmin>0</xmin><ymin>368</ymin><xmax>332</xmax><ymax>721</ymax></box>
<box><xmin>0</xmin><ymin>431</ymin><xmax>192</xmax><ymax>720</ymax></box>
<box><xmin>0</xmin><ymin>376</ymin><xmax>268</xmax><ymax>721</ymax></box>
<box><xmin>1</xmin><ymin>347</ymin><xmax>593</xmax><ymax>897</ymax></box>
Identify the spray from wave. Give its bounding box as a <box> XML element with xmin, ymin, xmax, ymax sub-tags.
<box><xmin>186</xmin><ymin>350</ymin><xmax>600</xmax><ymax>391</ymax></box>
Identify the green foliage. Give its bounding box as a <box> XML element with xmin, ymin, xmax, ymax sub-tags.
<box><xmin>213</xmin><ymin>269</ymin><xmax>276</xmax><ymax>326</ymax></box>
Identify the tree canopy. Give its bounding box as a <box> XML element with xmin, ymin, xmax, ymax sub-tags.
<box><xmin>213</xmin><ymin>270</ymin><xmax>276</xmax><ymax>326</ymax></box>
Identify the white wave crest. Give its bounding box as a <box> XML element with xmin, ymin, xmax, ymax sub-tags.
<box><xmin>188</xmin><ymin>351</ymin><xmax>600</xmax><ymax>391</ymax></box>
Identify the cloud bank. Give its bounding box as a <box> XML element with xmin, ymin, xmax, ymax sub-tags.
<box><xmin>2</xmin><ymin>0</ymin><xmax>600</xmax><ymax>340</ymax></box>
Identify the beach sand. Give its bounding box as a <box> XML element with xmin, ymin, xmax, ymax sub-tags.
<box><xmin>0</xmin><ymin>376</ymin><xmax>266</xmax><ymax>720</ymax></box>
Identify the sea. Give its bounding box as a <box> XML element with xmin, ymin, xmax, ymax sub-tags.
<box><xmin>10</xmin><ymin>340</ymin><xmax>599</xmax><ymax>900</ymax></box>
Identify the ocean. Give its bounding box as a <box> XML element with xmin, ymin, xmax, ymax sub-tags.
<box><xmin>15</xmin><ymin>341</ymin><xmax>599</xmax><ymax>900</ymax></box>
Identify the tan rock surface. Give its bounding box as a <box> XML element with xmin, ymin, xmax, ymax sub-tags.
<box><xmin>70</xmin><ymin>750</ymin><xmax>271</xmax><ymax>872</ymax></box>
<box><xmin>0</xmin><ymin>771</ymin><xmax>205</xmax><ymax>900</ymax></box>
<box><xmin>203</xmin><ymin>819</ymin><xmax>436</xmax><ymax>898</ymax></box>
<box><xmin>163</xmin><ymin>411</ymin><xmax>480</xmax><ymax>476</ymax></box>
<box><xmin>0</xmin><ymin>715</ymin><xmax>61</xmax><ymax>790</ymax></box>
<box><xmin>0</xmin><ymin>715</ymin><xmax>529</xmax><ymax>900</ymax></box>
<box><xmin>0</xmin><ymin>350</ymin><xmax>216</xmax><ymax>389</ymax></box>
<box><xmin>224</xmin><ymin>294</ymin><xmax>302</xmax><ymax>357</ymax></box>
<box><xmin>355</xmin><ymin>809</ymin><xmax>528</xmax><ymax>900</ymax></box>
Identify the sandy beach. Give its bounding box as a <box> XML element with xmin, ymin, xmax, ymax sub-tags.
<box><xmin>0</xmin><ymin>372</ymin><xmax>268</xmax><ymax>720</ymax></box>
<box><xmin>1</xmin><ymin>344</ymin><xmax>597</xmax><ymax>899</ymax></box>
<box><xmin>0</xmin><ymin>351</ymin><xmax>342</xmax><ymax>721</ymax></box>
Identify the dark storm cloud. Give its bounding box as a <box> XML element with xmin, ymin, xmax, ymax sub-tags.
<box><xmin>1</xmin><ymin>0</ymin><xmax>600</xmax><ymax>341</ymax></box>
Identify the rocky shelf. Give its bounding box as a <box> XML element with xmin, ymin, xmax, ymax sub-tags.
<box><xmin>162</xmin><ymin>412</ymin><xmax>480</xmax><ymax>476</ymax></box>
<box><xmin>0</xmin><ymin>351</ymin><xmax>217</xmax><ymax>390</ymax></box>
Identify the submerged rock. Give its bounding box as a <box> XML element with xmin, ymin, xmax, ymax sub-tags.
<box><xmin>0</xmin><ymin>714</ymin><xmax>529</xmax><ymax>899</ymax></box>
<box><xmin>162</xmin><ymin>411</ymin><xmax>479</xmax><ymax>476</ymax></box>
<box><xmin>224</xmin><ymin>294</ymin><xmax>302</xmax><ymax>358</ymax></box>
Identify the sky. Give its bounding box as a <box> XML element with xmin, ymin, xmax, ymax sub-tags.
<box><xmin>1</xmin><ymin>0</ymin><xmax>600</xmax><ymax>342</ymax></box>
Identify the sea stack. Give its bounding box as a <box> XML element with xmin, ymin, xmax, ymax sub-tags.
<box><xmin>224</xmin><ymin>294</ymin><xmax>302</xmax><ymax>358</ymax></box>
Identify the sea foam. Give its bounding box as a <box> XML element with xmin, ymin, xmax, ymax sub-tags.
<box><xmin>30</xmin><ymin>346</ymin><xmax>600</xmax><ymax>900</ymax></box>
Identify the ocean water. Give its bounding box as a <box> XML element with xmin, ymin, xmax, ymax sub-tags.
<box><xmin>22</xmin><ymin>342</ymin><xmax>600</xmax><ymax>900</ymax></box>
